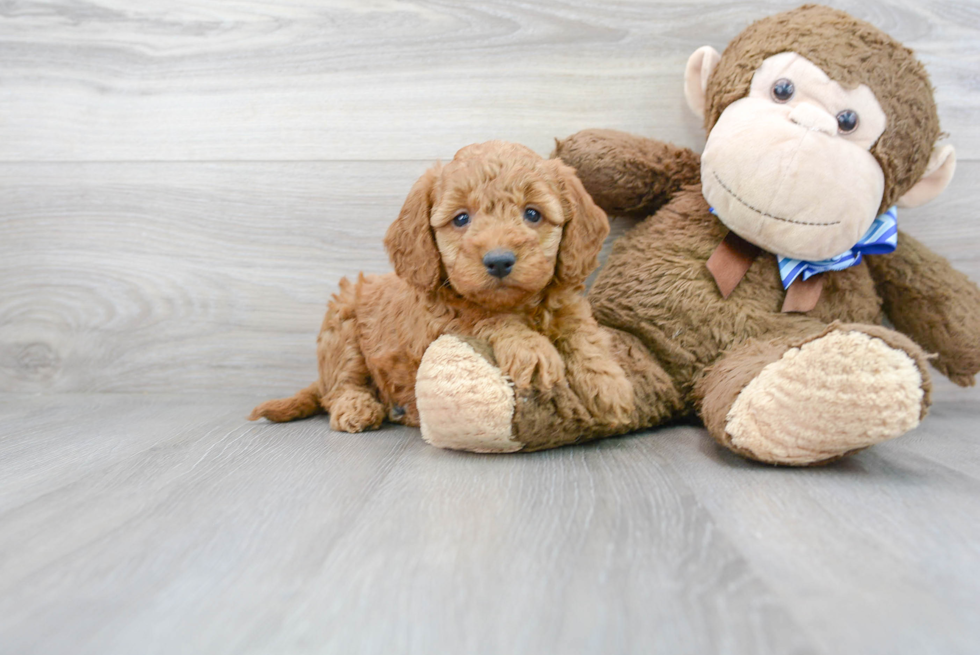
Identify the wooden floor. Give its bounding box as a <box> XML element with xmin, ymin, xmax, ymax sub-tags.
<box><xmin>2</xmin><ymin>1</ymin><xmax>980</xmax><ymax>653</ymax></box>
<box><xmin>1</xmin><ymin>392</ymin><xmax>978</xmax><ymax>654</ymax></box>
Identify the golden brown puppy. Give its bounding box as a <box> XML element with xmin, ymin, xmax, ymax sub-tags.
<box><xmin>249</xmin><ymin>141</ymin><xmax>634</xmax><ymax>434</ymax></box>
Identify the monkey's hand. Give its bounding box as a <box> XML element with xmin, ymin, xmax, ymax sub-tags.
<box><xmin>867</xmin><ymin>231</ymin><xmax>980</xmax><ymax>386</ymax></box>
<box><xmin>552</xmin><ymin>129</ymin><xmax>701</xmax><ymax>220</ymax></box>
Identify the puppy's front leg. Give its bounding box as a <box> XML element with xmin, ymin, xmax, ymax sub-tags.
<box><xmin>555</xmin><ymin>298</ymin><xmax>635</xmax><ymax>425</ymax></box>
<box><xmin>475</xmin><ymin>317</ymin><xmax>565</xmax><ymax>391</ymax></box>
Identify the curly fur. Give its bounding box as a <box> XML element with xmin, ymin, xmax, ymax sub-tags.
<box><xmin>250</xmin><ymin>141</ymin><xmax>634</xmax><ymax>432</ymax></box>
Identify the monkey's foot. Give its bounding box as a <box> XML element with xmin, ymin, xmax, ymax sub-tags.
<box><xmin>724</xmin><ymin>329</ymin><xmax>928</xmax><ymax>465</ymax></box>
<box><xmin>416</xmin><ymin>335</ymin><xmax>522</xmax><ymax>453</ymax></box>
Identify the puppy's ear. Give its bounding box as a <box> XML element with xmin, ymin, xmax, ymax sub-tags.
<box><xmin>385</xmin><ymin>164</ymin><xmax>443</xmax><ymax>292</ymax></box>
<box><xmin>551</xmin><ymin>160</ymin><xmax>610</xmax><ymax>287</ymax></box>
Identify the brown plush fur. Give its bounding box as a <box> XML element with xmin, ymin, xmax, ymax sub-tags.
<box><xmin>250</xmin><ymin>141</ymin><xmax>634</xmax><ymax>432</ymax></box>
<box><xmin>424</xmin><ymin>6</ymin><xmax>980</xmax><ymax>464</ymax></box>
<box><xmin>490</xmin><ymin>128</ymin><xmax>968</xmax><ymax>464</ymax></box>
<box><xmin>866</xmin><ymin>233</ymin><xmax>980</xmax><ymax>386</ymax></box>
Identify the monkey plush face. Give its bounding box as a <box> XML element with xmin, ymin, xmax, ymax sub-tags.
<box><xmin>701</xmin><ymin>52</ymin><xmax>888</xmax><ymax>260</ymax></box>
<box><xmin>685</xmin><ymin>5</ymin><xmax>956</xmax><ymax>262</ymax></box>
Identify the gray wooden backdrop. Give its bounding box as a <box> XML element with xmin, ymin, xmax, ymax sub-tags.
<box><xmin>3</xmin><ymin>4</ymin><xmax>980</xmax><ymax>654</ymax></box>
<box><xmin>1</xmin><ymin>0</ymin><xmax>978</xmax><ymax>400</ymax></box>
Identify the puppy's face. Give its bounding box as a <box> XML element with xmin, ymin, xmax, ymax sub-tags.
<box><xmin>429</xmin><ymin>147</ymin><xmax>567</xmax><ymax>309</ymax></box>
<box><xmin>385</xmin><ymin>141</ymin><xmax>609</xmax><ymax>309</ymax></box>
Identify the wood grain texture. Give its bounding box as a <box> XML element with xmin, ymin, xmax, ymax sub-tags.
<box><xmin>654</xmin><ymin>401</ymin><xmax>980</xmax><ymax>655</ymax></box>
<box><xmin>1</xmin><ymin>3</ymin><xmax>978</xmax><ymax>653</ymax></box>
<box><xmin>1</xmin><ymin>393</ymin><xmax>979</xmax><ymax>654</ymax></box>
<box><xmin>2</xmin><ymin>160</ymin><xmax>979</xmax><ymax>397</ymax></box>
<box><xmin>1</xmin><ymin>0</ymin><xmax>978</xmax><ymax>396</ymax></box>
<box><xmin>0</xmin><ymin>0</ymin><xmax>978</xmax><ymax>162</ymax></box>
<box><xmin>0</xmin><ymin>161</ymin><xmax>414</xmax><ymax>393</ymax></box>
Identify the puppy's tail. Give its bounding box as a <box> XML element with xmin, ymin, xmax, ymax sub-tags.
<box><xmin>249</xmin><ymin>382</ymin><xmax>323</xmax><ymax>422</ymax></box>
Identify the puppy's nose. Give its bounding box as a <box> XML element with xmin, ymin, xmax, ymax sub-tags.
<box><xmin>483</xmin><ymin>249</ymin><xmax>516</xmax><ymax>278</ymax></box>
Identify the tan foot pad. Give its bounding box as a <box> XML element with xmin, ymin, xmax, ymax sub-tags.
<box><xmin>416</xmin><ymin>335</ymin><xmax>522</xmax><ymax>453</ymax></box>
<box><xmin>726</xmin><ymin>330</ymin><xmax>924</xmax><ymax>465</ymax></box>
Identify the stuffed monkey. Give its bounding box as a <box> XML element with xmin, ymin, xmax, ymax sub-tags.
<box><xmin>414</xmin><ymin>4</ymin><xmax>980</xmax><ymax>465</ymax></box>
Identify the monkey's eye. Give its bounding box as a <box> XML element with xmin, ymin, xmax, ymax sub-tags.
<box><xmin>523</xmin><ymin>208</ymin><xmax>542</xmax><ymax>224</ymax></box>
<box><xmin>771</xmin><ymin>78</ymin><xmax>795</xmax><ymax>103</ymax></box>
<box><xmin>452</xmin><ymin>212</ymin><xmax>470</xmax><ymax>228</ymax></box>
<box><xmin>836</xmin><ymin>110</ymin><xmax>859</xmax><ymax>134</ymax></box>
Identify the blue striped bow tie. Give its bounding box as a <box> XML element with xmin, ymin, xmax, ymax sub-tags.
<box><xmin>776</xmin><ymin>207</ymin><xmax>898</xmax><ymax>289</ymax></box>
<box><xmin>708</xmin><ymin>206</ymin><xmax>898</xmax><ymax>289</ymax></box>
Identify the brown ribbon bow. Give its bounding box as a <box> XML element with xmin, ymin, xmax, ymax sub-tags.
<box><xmin>706</xmin><ymin>232</ymin><xmax>825</xmax><ymax>313</ymax></box>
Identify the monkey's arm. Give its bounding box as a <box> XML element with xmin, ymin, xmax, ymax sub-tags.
<box><xmin>866</xmin><ymin>231</ymin><xmax>980</xmax><ymax>386</ymax></box>
<box><xmin>553</xmin><ymin>129</ymin><xmax>701</xmax><ymax>219</ymax></box>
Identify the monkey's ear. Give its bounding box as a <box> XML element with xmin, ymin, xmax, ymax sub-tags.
<box><xmin>684</xmin><ymin>46</ymin><xmax>721</xmax><ymax>119</ymax></box>
<box><xmin>897</xmin><ymin>145</ymin><xmax>957</xmax><ymax>208</ymax></box>
<box><xmin>384</xmin><ymin>164</ymin><xmax>443</xmax><ymax>292</ymax></box>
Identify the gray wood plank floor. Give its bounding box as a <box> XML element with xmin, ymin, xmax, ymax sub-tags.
<box><xmin>1</xmin><ymin>393</ymin><xmax>978</xmax><ymax>655</ymax></box>
<box><xmin>2</xmin><ymin>1</ymin><xmax>979</xmax><ymax>653</ymax></box>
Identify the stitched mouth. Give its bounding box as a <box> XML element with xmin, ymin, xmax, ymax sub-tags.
<box><xmin>710</xmin><ymin>170</ymin><xmax>841</xmax><ymax>227</ymax></box>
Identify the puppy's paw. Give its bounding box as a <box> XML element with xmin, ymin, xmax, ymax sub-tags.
<box><xmin>569</xmin><ymin>365</ymin><xmax>635</xmax><ymax>425</ymax></box>
<box><xmin>495</xmin><ymin>334</ymin><xmax>566</xmax><ymax>391</ymax></box>
<box><xmin>329</xmin><ymin>389</ymin><xmax>386</xmax><ymax>433</ymax></box>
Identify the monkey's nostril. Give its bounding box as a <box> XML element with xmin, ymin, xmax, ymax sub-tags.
<box><xmin>483</xmin><ymin>249</ymin><xmax>517</xmax><ymax>278</ymax></box>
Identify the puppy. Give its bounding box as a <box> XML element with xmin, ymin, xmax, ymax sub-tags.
<box><xmin>250</xmin><ymin>141</ymin><xmax>634</xmax><ymax>433</ymax></box>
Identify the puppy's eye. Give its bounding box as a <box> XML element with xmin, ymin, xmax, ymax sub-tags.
<box><xmin>451</xmin><ymin>212</ymin><xmax>470</xmax><ymax>228</ymax></box>
<box><xmin>836</xmin><ymin>109</ymin><xmax>859</xmax><ymax>134</ymax></box>
<box><xmin>771</xmin><ymin>78</ymin><xmax>794</xmax><ymax>103</ymax></box>
<box><xmin>523</xmin><ymin>208</ymin><xmax>542</xmax><ymax>224</ymax></box>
